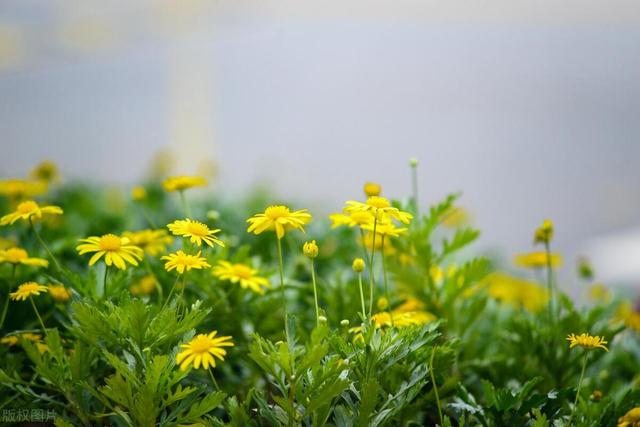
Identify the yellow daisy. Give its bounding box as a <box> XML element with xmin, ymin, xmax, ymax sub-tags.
<box><xmin>122</xmin><ymin>229</ymin><xmax>173</xmax><ymax>256</ymax></box>
<box><xmin>481</xmin><ymin>272</ymin><xmax>549</xmax><ymax>313</ymax></box>
<box><xmin>328</xmin><ymin>211</ymin><xmax>374</xmax><ymax>228</ymax></box>
<box><xmin>361</xmin><ymin>221</ymin><xmax>407</xmax><ymax>238</ymax></box>
<box><xmin>162</xmin><ymin>250</ymin><xmax>211</xmax><ymax>274</ymax></box>
<box><xmin>0</xmin><ymin>179</ymin><xmax>48</xmax><ymax>199</ymax></box>
<box><xmin>0</xmin><ymin>200</ymin><xmax>63</xmax><ymax>226</ymax></box>
<box><xmin>162</xmin><ymin>175</ymin><xmax>207</xmax><ymax>192</ymax></box>
<box><xmin>10</xmin><ymin>282</ymin><xmax>49</xmax><ymax>301</ymax></box>
<box><xmin>345</xmin><ymin>196</ymin><xmax>412</xmax><ymax>225</ymax></box>
<box><xmin>0</xmin><ymin>247</ymin><xmax>49</xmax><ymax>268</ymax></box>
<box><xmin>176</xmin><ymin>331</ymin><xmax>234</xmax><ymax>370</ymax></box>
<box><xmin>212</xmin><ymin>260</ymin><xmax>270</xmax><ymax>294</ymax></box>
<box><xmin>246</xmin><ymin>205</ymin><xmax>312</xmax><ymax>239</ymax></box>
<box><xmin>76</xmin><ymin>234</ymin><xmax>144</xmax><ymax>270</ymax></box>
<box><xmin>618</xmin><ymin>408</ymin><xmax>640</xmax><ymax>427</ymax></box>
<box><xmin>48</xmin><ymin>284</ymin><xmax>72</xmax><ymax>303</ymax></box>
<box><xmin>363</xmin><ymin>182</ymin><xmax>381</xmax><ymax>197</ymax></box>
<box><xmin>167</xmin><ymin>219</ymin><xmax>224</xmax><ymax>248</ymax></box>
<box><xmin>514</xmin><ymin>252</ymin><xmax>563</xmax><ymax>269</ymax></box>
<box><xmin>1</xmin><ymin>333</ymin><xmax>42</xmax><ymax>346</ymax></box>
<box><xmin>30</xmin><ymin>161</ymin><xmax>59</xmax><ymax>183</ymax></box>
<box><xmin>567</xmin><ymin>333</ymin><xmax>608</xmax><ymax>352</ymax></box>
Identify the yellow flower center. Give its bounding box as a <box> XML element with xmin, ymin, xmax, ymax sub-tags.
<box><xmin>99</xmin><ymin>234</ymin><xmax>122</xmax><ymax>251</ymax></box>
<box><xmin>189</xmin><ymin>335</ymin><xmax>213</xmax><ymax>354</ymax></box>
<box><xmin>17</xmin><ymin>200</ymin><xmax>38</xmax><ymax>214</ymax></box>
<box><xmin>4</xmin><ymin>248</ymin><xmax>27</xmax><ymax>262</ymax></box>
<box><xmin>366</xmin><ymin>197</ymin><xmax>390</xmax><ymax>209</ymax></box>
<box><xmin>231</xmin><ymin>264</ymin><xmax>253</xmax><ymax>279</ymax></box>
<box><xmin>186</xmin><ymin>221</ymin><xmax>209</xmax><ymax>237</ymax></box>
<box><xmin>265</xmin><ymin>205</ymin><xmax>291</xmax><ymax>220</ymax></box>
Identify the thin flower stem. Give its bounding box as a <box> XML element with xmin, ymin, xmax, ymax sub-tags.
<box><xmin>429</xmin><ymin>346</ymin><xmax>443</xmax><ymax>426</ymax></box>
<box><xmin>30</xmin><ymin>297</ymin><xmax>48</xmax><ymax>337</ymax></box>
<box><xmin>381</xmin><ymin>235</ymin><xmax>393</xmax><ymax>326</ymax></box>
<box><xmin>102</xmin><ymin>265</ymin><xmax>109</xmax><ymax>299</ymax></box>
<box><xmin>137</xmin><ymin>205</ymin><xmax>158</xmax><ymax>229</ymax></box>
<box><xmin>568</xmin><ymin>353</ymin><xmax>588</xmax><ymax>426</ymax></box>
<box><xmin>161</xmin><ymin>275</ymin><xmax>181</xmax><ymax>311</ymax></box>
<box><xmin>0</xmin><ymin>265</ymin><xmax>17</xmax><ymax>330</ymax></box>
<box><xmin>368</xmin><ymin>214</ymin><xmax>379</xmax><ymax>317</ymax></box>
<box><xmin>276</xmin><ymin>237</ymin><xmax>290</xmax><ymax>343</ymax></box>
<box><xmin>310</xmin><ymin>259</ymin><xmax>320</xmax><ymax>327</ymax></box>
<box><xmin>544</xmin><ymin>241</ymin><xmax>554</xmax><ymax>327</ymax></box>
<box><xmin>30</xmin><ymin>218</ymin><xmax>62</xmax><ymax>273</ymax></box>
<box><xmin>208</xmin><ymin>368</ymin><xmax>220</xmax><ymax>390</ymax></box>
<box><xmin>179</xmin><ymin>190</ymin><xmax>192</xmax><ymax>218</ymax></box>
<box><xmin>411</xmin><ymin>161</ymin><xmax>419</xmax><ymax>218</ymax></box>
<box><xmin>357</xmin><ymin>272</ymin><xmax>367</xmax><ymax>321</ymax></box>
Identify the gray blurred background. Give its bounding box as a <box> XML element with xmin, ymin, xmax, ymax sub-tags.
<box><xmin>1</xmin><ymin>1</ymin><xmax>639</xmax><ymax>290</ymax></box>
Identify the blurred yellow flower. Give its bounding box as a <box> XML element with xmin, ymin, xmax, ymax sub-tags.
<box><xmin>123</xmin><ymin>229</ymin><xmax>173</xmax><ymax>256</ymax></box>
<box><xmin>361</xmin><ymin>221</ymin><xmax>407</xmax><ymax>238</ymax></box>
<box><xmin>48</xmin><ymin>284</ymin><xmax>72</xmax><ymax>303</ymax></box>
<box><xmin>10</xmin><ymin>282</ymin><xmax>48</xmax><ymax>301</ymax></box>
<box><xmin>303</xmin><ymin>240</ymin><xmax>319</xmax><ymax>259</ymax></box>
<box><xmin>363</xmin><ymin>182</ymin><xmax>381</xmax><ymax>197</ymax></box>
<box><xmin>615</xmin><ymin>302</ymin><xmax>640</xmax><ymax>333</ymax></box>
<box><xmin>0</xmin><ymin>179</ymin><xmax>47</xmax><ymax>200</ymax></box>
<box><xmin>167</xmin><ymin>219</ymin><xmax>224</xmax><ymax>248</ymax></box>
<box><xmin>514</xmin><ymin>251</ymin><xmax>563</xmax><ymax>269</ymax></box>
<box><xmin>329</xmin><ymin>211</ymin><xmax>374</xmax><ymax>228</ymax></box>
<box><xmin>481</xmin><ymin>272</ymin><xmax>549</xmax><ymax>312</ymax></box>
<box><xmin>441</xmin><ymin>206</ymin><xmax>470</xmax><ymax>228</ymax></box>
<box><xmin>130</xmin><ymin>275</ymin><xmax>157</xmax><ymax>296</ymax></box>
<box><xmin>588</xmin><ymin>283</ymin><xmax>611</xmax><ymax>303</ymax></box>
<box><xmin>567</xmin><ymin>333</ymin><xmax>608</xmax><ymax>352</ymax></box>
<box><xmin>162</xmin><ymin>175</ymin><xmax>207</xmax><ymax>192</ymax></box>
<box><xmin>176</xmin><ymin>331</ymin><xmax>234</xmax><ymax>370</ymax></box>
<box><xmin>1</xmin><ymin>333</ymin><xmax>41</xmax><ymax>346</ymax></box>
<box><xmin>618</xmin><ymin>408</ymin><xmax>640</xmax><ymax>427</ymax></box>
<box><xmin>76</xmin><ymin>234</ymin><xmax>143</xmax><ymax>270</ymax></box>
<box><xmin>0</xmin><ymin>247</ymin><xmax>48</xmax><ymax>268</ymax></box>
<box><xmin>0</xmin><ymin>200</ymin><xmax>63</xmax><ymax>226</ymax></box>
<box><xmin>212</xmin><ymin>260</ymin><xmax>270</xmax><ymax>294</ymax></box>
<box><xmin>162</xmin><ymin>250</ymin><xmax>210</xmax><ymax>274</ymax></box>
<box><xmin>30</xmin><ymin>161</ymin><xmax>59</xmax><ymax>183</ymax></box>
<box><xmin>247</xmin><ymin>205</ymin><xmax>312</xmax><ymax>239</ymax></box>
<box><xmin>345</xmin><ymin>196</ymin><xmax>413</xmax><ymax>225</ymax></box>
<box><xmin>131</xmin><ymin>186</ymin><xmax>147</xmax><ymax>201</ymax></box>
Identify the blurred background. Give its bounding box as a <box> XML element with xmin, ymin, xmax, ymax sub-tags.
<box><xmin>1</xmin><ymin>1</ymin><xmax>639</xmax><ymax>290</ymax></box>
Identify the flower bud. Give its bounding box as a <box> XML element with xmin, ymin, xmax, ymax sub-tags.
<box><xmin>377</xmin><ymin>297</ymin><xmax>389</xmax><ymax>310</ymax></box>
<box><xmin>363</xmin><ymin>182</ymin><xmax>381</xmax><ymax>197</ymax></box>
<box><xmin>534</xmin><ymin>219</ymin><xmax>554</xmax><ymax>244</ymax></box>
<box><xmin>318</xmin><ymin>315</ymin><xmax>327</xmax><ymax>324</ymax></box>
<box><xmin>303</xmin><ymin>240</ymin><xmax>319</xmax><ymax>259</ymax></box>
<box><xmin>409</xmin><ymin>158</ymin><xmax>418</xmax><ymax>167</ymax></box>
<box><xmin>340</xmin><ymin>319</ymin><xmax>350</xmax><ymax>327</ymax></box>
<box><xmin>352</xmin><ymin>258</ymin><xmax>365</xmax><ymax>273</ymax></box>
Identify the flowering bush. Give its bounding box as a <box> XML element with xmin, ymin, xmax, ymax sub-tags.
<box><xmin>0</xmin><ymin>160</ymin><xmax>638</xmax><ymax>426</ymax></box>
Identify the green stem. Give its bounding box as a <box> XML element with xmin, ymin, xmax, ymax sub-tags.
<box><xmin>30</xmin><ymin>218</ymin><xmax>62</xmax><ymax>273</ymax></box>
<box><xmin>160</xmin><ymin>275</ymin><xmax>181</xmax><ymax>311</ymax></box>
<box><xmin>30</xmin><ymin>297</ymin><xmax>48</xmax><ymax>337</ymax></box>
<box><xmin>568</xmin><ymin>353</ymin><xmax>588</xmax><ymax>426</ymax></box>
<box><xmin>429</xmin><ymin>347</ymin><xmax>443</xmax><ymax>426</ymax></box>
<box><xmin>102</xmin><ymin>265</ymin><xmax>109</xmax><ymax>299</ymax></box>
<box><xmin>381</xmin><ymin>236</ymin><xmax>393</xmax><ymax>326</ymax></box>
<box><xmin>367</xmin><ymin>213</ymin><xmax>378</xmax><ymax>317</ymax></box>
<box><xmin>310</xmin><ymin>259</ymin><xmax>320</xmax><ymax>327</ymax></box>
<box><xmin>411</xmin><ymin>162</ymin><xmax>419</xmax><ymax>218</ymax></box>
<box><xmin>0</xmin><ymin>265</ymin><xmax>16</xmax><ymax>330</ymax></box>
<box><xmin>544</xmin><ymin>241</ymin><xmax>554</xmax><ymax>328</ymax></box>
<box><xmin>208</xmin><ymin>368</ymin><xmax>220</xmax><ymax>390</ymax></box>
<box><xmin>357</xmin><ymin>272</ymin><xmax>366</xmax><ymax>321</ymax></box>
<box><xmin>138</xmin><ymin>205</ymin><xmax>158</xmax><ymax>229</ymax></box>
<box><xmin>276</xmin><ymin>237</ymin><xmax>290</xmax><ymax>343</ymax></box>
<box><xmin>179</xmin><ymin>190</ymin><xmax>192</xmax><ymax>218</ymax></box>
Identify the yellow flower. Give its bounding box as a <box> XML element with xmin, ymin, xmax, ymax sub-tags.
<box><xmin>588</xmin><ymin>283</ymin><xmax>611</xmax><ymax>303</ymax></box>
<box><xmin>0</xmin><ymin>247</ymin><xmax>49</xmax><ymax>268</ymax></box>
<box><xmin>167</xmin><ymin>219</ymin><xmax>224</xmax><ymax>248</ymax></box>
<box><xmin>361</xmin><ymin>221</ymin><xmax>407</xmax><ymax>238</ymax></box>
<box><xmin>534</xmin><ymin>219</ymin><xmax>554</xmax><ymax>244</ymax></box>
<box><xmin>10</xmin><ymin>282</ymin><xmax>48</xmax><ymax>301</ymax></box>
<box><xmin>362</xmin><ymin>233</ymin><xmax>396</xmax><ymax>256</ymax></box>
<box><xmin>442</xmin><ymin>206</ymin><xmax>470</xmax><ymax>228</ymax></box>
<box><xmin>0</xmin><ymin>200</ymin><xmax>63</xmax><ymax>226</ymax></box>
<box><xmin>618</xmin><ymin>408</ymin><xmax>640</xmax><ymax>427</ymax></box>
<box><xmin>303</xmin><ymin>240</ymin><xmax>319</xmax><ymax>259</ymax></box>
<box><xmin>0</xmin><ymin>179</ymin><xmax>48</xmax><ymax>199</ymax></box>
<box><xmin>514</xmin><ymin>251</ymin><xmax>563</xmax><ymax>269</ymax></box>
<box><xmin>76</xmin><ymin>234</ymin><xmax>144</xmax><ymax>270</ymax></box>
<box><xmin>567</xmin><ymin>333</ymin><xmax>608</xmax><ymax>352</ymax></box>
<box><xmin>122</xmin><ymin>229</ymin><xmax>173</xmax><ymax>256</ymax></box>
<box><xmin>212</xmin><ymin>260</ymin><xmax>270</xmax><ymax>294</ymax></box>
<box><xmin>246</xmin><ymin>205</ymin><xmax>312</xmax><ymax>239</ymax></box>
<box><xmin>48</xmin><ymin>284</ymin><xmax>72</xmax><ymax>303</ymax></box>
<box><xmin>345</xmin><ymin>196</ymin><xmax>413</xmax><ymax>225</ymax></box>
<box><xmin>131</xmin><ymin>186</ymin><xmax>147</xmax><ymax>201</ymax></box>
<box><xmin>328</xmin><ymin>211</ymin><xmax>374</xmax><ymax>228</ymax></box>
<box><xmin>175</xmin><ymin>331</ymin><xmax>234</xmax><ymax>370</ymax></box>
<box><xmin>162</xmin><ymin>250</ymin><xmax>211</xmax><ymax>274</ymax></box>
<box><xmin>363</xmin><ymin>182</ymin><xmax>381</xmax><ymax>197</ymax></box>
<box><xmin>162</xmin><ymin>175</ymin><xmax>207</xmax><ymax>192</ymax></box>
<box><xmin>130</xmin><ymin>275</ymin><xmax>157</xmax><ymax>296</ymax></box>
<box><xmin>481</xmin><ymin>272</ymin><xmax>549</xmax><ymax>312</ymax></box>
<box><xmin>1</xmin><ymin>333</ymin><xmax>42</xmax><ymax>346</ymax></box>
<box><xmin>615</xmin><ymin>302</ymin><xmax>640</xmax><ymax>333</ymax></box>
<box><xmin>352</xmin><ymin>258</ymin><xmax>365</xmax><ymax>273</ymax></box>
<box><xmin>377</xmin><ymin>297</ymin><xmax>389</xmax><ymax>310</ymax></box>
<box><xmin>30</xmin><ymin>161</ymin><xmax>59</xmax><ymax>183</ymax></box>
